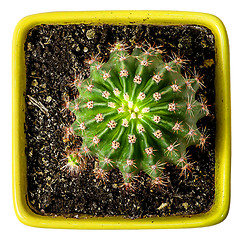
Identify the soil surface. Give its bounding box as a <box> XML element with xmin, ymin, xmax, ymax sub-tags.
<box><xmin>25</xmin><ymin>24</ymin><xmax>215</xmax><ymax>218</ymax></box>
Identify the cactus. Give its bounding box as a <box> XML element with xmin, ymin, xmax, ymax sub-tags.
<box><xmin>65</xmin><ymin>42</ymin><xmax>209</xmax><ymax>188</ymax></box>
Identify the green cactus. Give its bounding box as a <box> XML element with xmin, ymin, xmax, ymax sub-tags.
<box><xmin>65</xmin><ymin>42</ymin><xmax>209</xmax><ymax>188</ymax></box>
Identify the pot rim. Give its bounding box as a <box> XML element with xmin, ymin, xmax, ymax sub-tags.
<box><xmin>12</xmin><ymin>10</ymin><xmax>231</xmax><ymax>229</ymax></box>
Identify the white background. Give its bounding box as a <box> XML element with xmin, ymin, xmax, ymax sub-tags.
<box><xmin>2</xmin><ymin>0</ymin><xmax>241</xmax><ymax>239</ymax></box>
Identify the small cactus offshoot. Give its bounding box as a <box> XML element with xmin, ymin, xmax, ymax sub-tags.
<box><xmin>65</xmin><ymin>42</ymin><xmax>209</xmax><ymax>187</ymax></box>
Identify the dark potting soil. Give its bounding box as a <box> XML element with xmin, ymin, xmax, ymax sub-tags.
<box><xmin>25</xmin><ymin>24</ymin><xmax>215</xmax><ymax>218</ymax></box>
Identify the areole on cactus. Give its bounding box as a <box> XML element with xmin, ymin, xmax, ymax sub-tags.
<box><xmin>65</xmin><ymin>42</ymin><xmax>209</xmax><ymax>188</ymax></box>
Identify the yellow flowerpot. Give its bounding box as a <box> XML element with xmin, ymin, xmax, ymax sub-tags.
<box><xmin>12</xmin><ymin>11</ymin><xmax>231</xmax><ymax>229</ymax></box>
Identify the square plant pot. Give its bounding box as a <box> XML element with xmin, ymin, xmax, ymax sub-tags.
<box><xmin>12</xmin><ymin>11</ymin><xmax>231</xmax><ymax>229</ymax></box>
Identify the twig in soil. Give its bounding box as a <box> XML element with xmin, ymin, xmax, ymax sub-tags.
<box><xmin>27</xmin><ymin>95</ymin><xmax>50</xmax><ymax>117</ymax></box>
